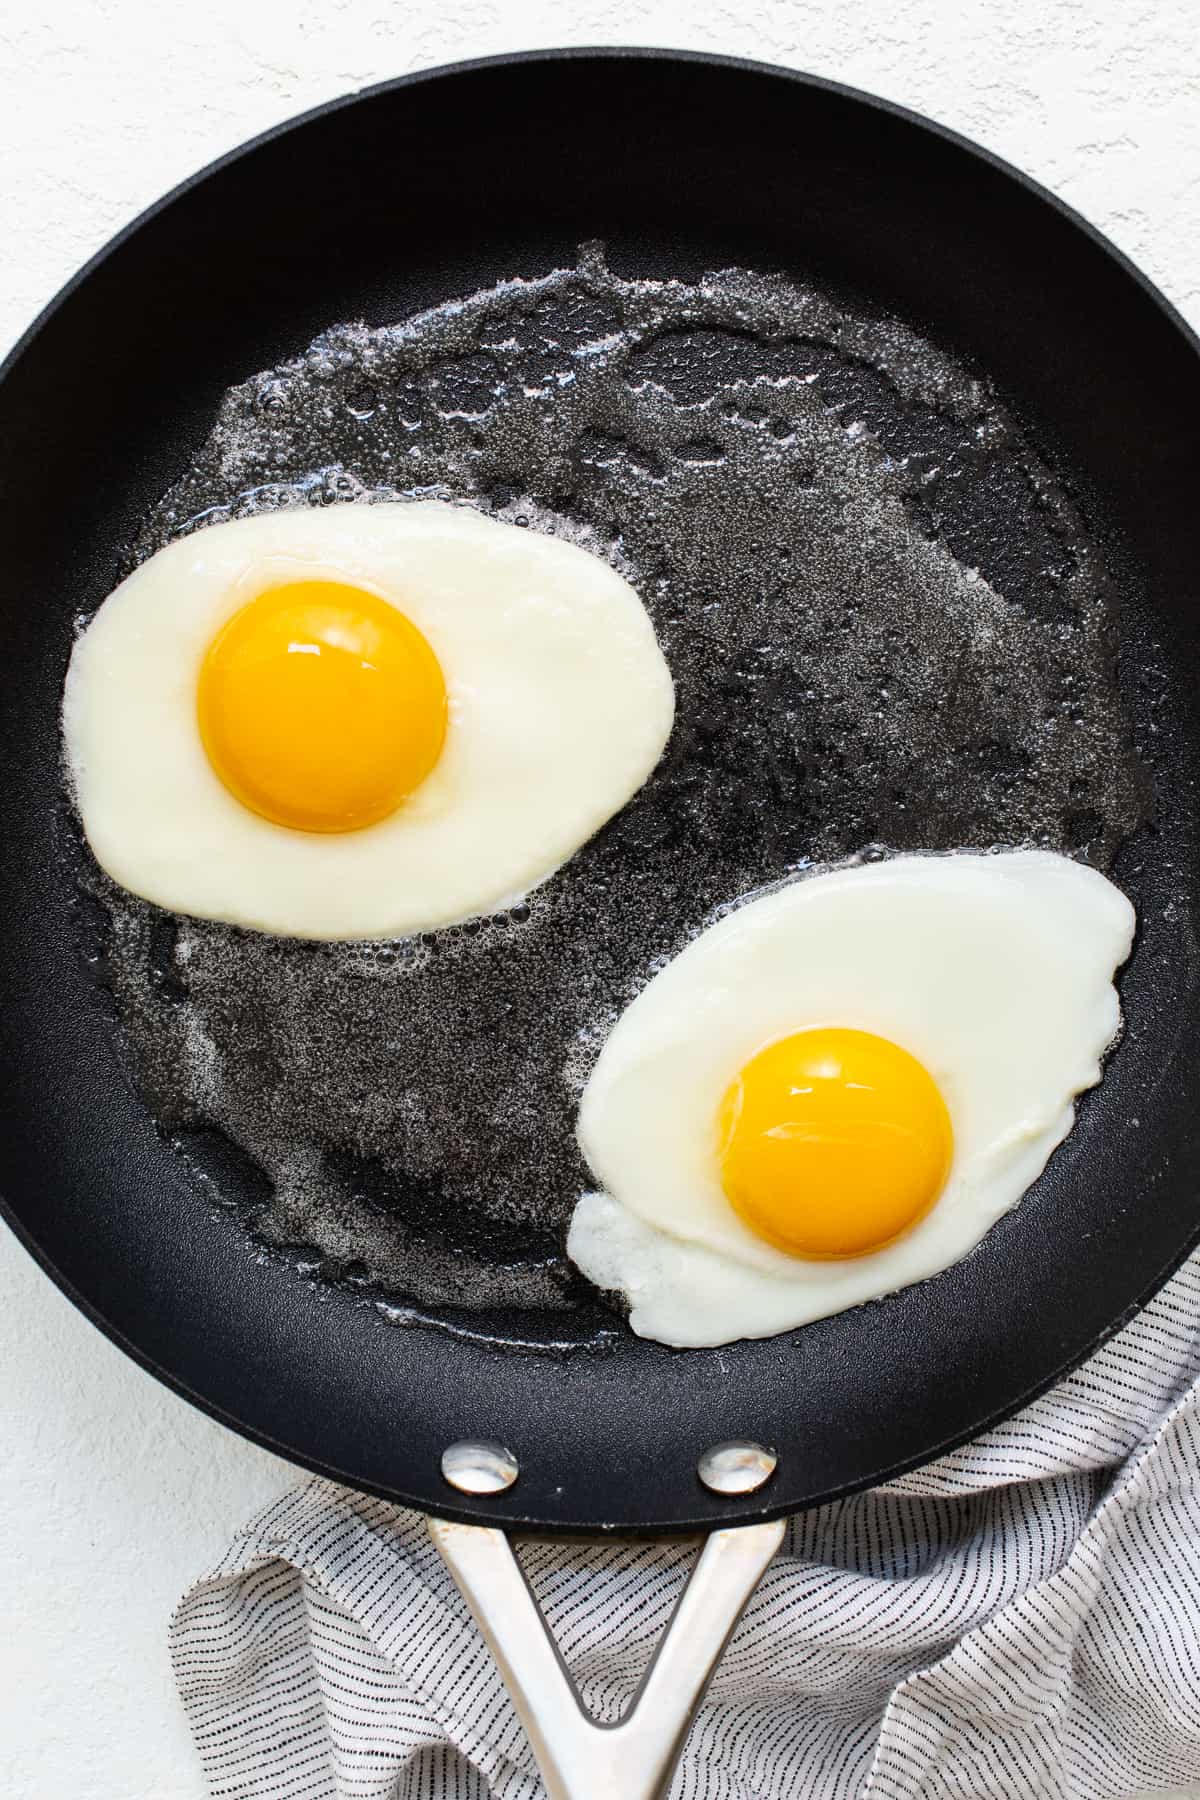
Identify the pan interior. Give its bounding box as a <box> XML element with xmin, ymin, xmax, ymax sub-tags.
<box><xmin>75</xmin><ymin>246</ymin><xmax>1149</xmax><ymax>1343</ymax></box>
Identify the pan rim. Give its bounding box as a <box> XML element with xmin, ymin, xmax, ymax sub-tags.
<box><xmin>5</xmin><ymin>45</ymin><xmax>1199</xmax><ymax>388</ymax></box>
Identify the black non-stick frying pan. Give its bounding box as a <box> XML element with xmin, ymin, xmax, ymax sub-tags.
<box><xmin>3</xmin><ymin>43</ymin><xmax>1200</xmax><ymax>1587</ymax></box>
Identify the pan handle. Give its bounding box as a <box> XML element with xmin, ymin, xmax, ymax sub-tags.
<box><xmin>427</xmin><ymin>1515</ymin><xmax>785</xmax><ymax>1800</ymax></box>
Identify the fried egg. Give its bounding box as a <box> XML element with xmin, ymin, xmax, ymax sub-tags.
<box><xmin>567</xmin><ymin>851</ymin><xmax>1135</xmax><ymax>1347</ymax></box>
<box><xmin>63</xmin><ymin>501</ymin><xmax>675</xmax><ymax>939</ymax></box>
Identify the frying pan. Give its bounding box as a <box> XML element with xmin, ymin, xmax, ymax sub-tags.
<box><xmin>2</xmin><ymin>48</ymin><xmax>1200</xmax><ymax>1799</ymax></box>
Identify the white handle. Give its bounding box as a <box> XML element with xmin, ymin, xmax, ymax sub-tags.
<box><xmin>428</xmin><ymin>1515</ymin><xmax>785</xmax><ymax>1800</ymax></box>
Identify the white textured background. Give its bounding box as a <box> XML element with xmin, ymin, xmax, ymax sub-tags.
<box><xmin>2</xmin><ymin>4</ymin><xmax>1199</xmax><ymax>1797</ymax></box>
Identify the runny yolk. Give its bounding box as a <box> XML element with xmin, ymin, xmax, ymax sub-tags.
<box><xmin>717</xmin><ymin>1027</ymin><xmax>953</xmax><ymax>1259</ymax></box>
<box><xmin>197</xmin><ymin>582</ymin><xmax>447</xmax><ymax>833</ymax></box>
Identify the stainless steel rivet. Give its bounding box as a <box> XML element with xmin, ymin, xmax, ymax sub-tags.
<box><xmin>441</xmin><ymin>1439</ymin><xmax>519</xmax><ymax>1495</ymax></box>
<box><xmin>697</xmin><ymin>1440</ymin><xmax>777</xmax><ymax>1496</ymax></box>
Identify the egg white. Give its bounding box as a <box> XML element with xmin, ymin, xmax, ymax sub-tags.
<box><xmin>567</xmin><ymin>851</ymin><xmax>1135</xmax><ymax>1347</ymax></box>
<box><xmin>63</xmin><ymin>501</ymin><xmax>675</xmax><ymax>940</ymax></box>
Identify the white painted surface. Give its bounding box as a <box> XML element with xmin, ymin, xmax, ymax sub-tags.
<box><xmin>1</xmin><ymin>4</ymin><xmax>1199</xmax><ymax>1796</ymax></box>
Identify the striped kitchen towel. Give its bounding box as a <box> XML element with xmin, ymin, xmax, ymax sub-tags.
<box><xmin>171</xmin><ymin>1252</ymin><xmax>1200</xmax><ymax>1800</ymax></box>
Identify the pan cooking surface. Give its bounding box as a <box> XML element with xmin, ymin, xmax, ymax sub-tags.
<box><xmin>3</xmin><ymin>53</ymin><xmax>1199</xmax><ymax>1528</ymax></box>
<box><xmin>80</xmin><ymin>249</ymin><xmax>1146</xmax><ymax>1336</ymax></box>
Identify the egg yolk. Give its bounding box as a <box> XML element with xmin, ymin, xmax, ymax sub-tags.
<box><xmin>717</xmin><ymin>1027</ymin><xmax>953</xmax><ymax>1259</ymax></box>
<box><xmin>197</xmin><ymin>582</ymin><xmax>447</xmax><ymax>833</ymax></box>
